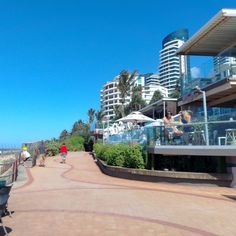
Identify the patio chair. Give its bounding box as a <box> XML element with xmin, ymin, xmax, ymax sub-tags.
<box><xmin>0</xmin><ymin>185</ymin><xmax>13</xmax><ymax>217</ymax></box>
<box><xmin>0</xmin><ymin>186</ymin><xmax>12</xmax><ymax>235</ymax></box>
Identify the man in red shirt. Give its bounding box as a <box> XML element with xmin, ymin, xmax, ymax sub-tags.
<box><xmin>60</xmin><ymin>143</ymin><xmax>68</xmax><ymax>163</ymax></box>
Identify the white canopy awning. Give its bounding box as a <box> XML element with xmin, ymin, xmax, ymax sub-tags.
<box><xmin>117</xmin><ymin>111</ymin><xmax>155</xmax><ymax>123</ymax></box>
<box><xmin>177</xmin><ymin>9</ymin><xmax>236</xmax><ymax>56</ymax></box>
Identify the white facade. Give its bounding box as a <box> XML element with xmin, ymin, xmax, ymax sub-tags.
<box><xmin>100</xmin><ymin>73</ymin><xmax>168</xmax><ymax>120</ymax></box>
<box><xmin>100</xmin><ymin>77</ymin><xmax>131</xmax><ymax>120</ymax></box>
<box><xmin>159</xmin><ymin>29</ymin><xmax>189</xmax><ymax>95</ymax></box>
<box><xmin>145</xmin><ymin>74</ymin><xmax>160</xmax><ymax>86</ymax></box>
<box><xmin>142</xmin><ymin>85</ymin><xmax>168</xmax><ymax>104</ymax></box>
<box><xmin>130</xmin><ymin>74</ymin><xmax>146</xmax><ymax>88</ymax></box>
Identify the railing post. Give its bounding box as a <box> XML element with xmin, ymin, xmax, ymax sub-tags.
<box><xmin>151</xmin><ymin>154</ymin><xmax>154</xmax><ymax>170</ymax></box>
<box><xmin>202</xmin><ymin>91</ymin><xmax>209</xmax><ymax>146</ymax></box>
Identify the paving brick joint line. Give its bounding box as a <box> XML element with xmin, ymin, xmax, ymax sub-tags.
<box><xmin>14</xmin><ymin>208</ymin><xmax>218</xmax><ymax>236</ymax></box>
<box><xmin>62</xmin><ymin>157</ymin><xmax>236</xmax><ymax>203</ymax></box>
<box><xmin>6</xmin><ymin>152</ymin><xmax>236</xmax><ymax>236</ymax></box>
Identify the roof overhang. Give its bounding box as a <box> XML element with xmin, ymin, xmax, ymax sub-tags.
<box><xmin>178</xmin><ymin>77</ymin><xmax>236</xmax><ymax>107</ymax></box>
<box><xmin>139</xmin><ymin>98</ymin><xmax>177</xmax><ymax>113</ymax></box>
<box><xmin>177</xmin><ymin>9</ymin><xmax>236</xmax><ymax>56</ymax></box>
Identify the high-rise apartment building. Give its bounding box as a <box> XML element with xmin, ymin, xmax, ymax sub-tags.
<box><xmin>145</xmin><ymin>74</ymin><xmax>160</xmax><ymax>86</ymax></box>
<box><xmin>100</xmin><ymin>76</ymin><xmax>131</xmax><ymax>121</ymax></box>
<box><xmin>159</xmin><ymin>29</ymin><xmax>190</xmax><ymax>94</ymax></box>
<box><xmin>143</xmin><ymin>74</ymin><xmax>168</xmax><ymax>103</ymax></box>
<box><xmin>213</xmin><ymin>56</ymin><xmax>236</xmax><ymax>81</ymax></box>
<box><xmin>142</xmin><ymin>85</ymin><xmax>168</xmax><ymax>104</ymax></box>
<box><xmin>100</xmin><ymin>73</ymin><xmax>168</xmax><ymax>120</ymax></box>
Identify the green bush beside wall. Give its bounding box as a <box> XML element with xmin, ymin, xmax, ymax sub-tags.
<box><xmin>93</xmin><ymin>143</ymin><xmax>145</xmax><ymax>169</ymax></box>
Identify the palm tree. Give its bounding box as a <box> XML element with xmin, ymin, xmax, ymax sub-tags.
<box><xmin>117</xmin><ymin>70</ymin><xmax>138</xmax><ymax>117</ymax></box>
<box><xmin>59</xmin><ymin>129</ymin><xmax>69</xmax><ymax>140</ymax></box>
<box><xmin>77</xmin><ymin>119</ymin><xmax>87</xmax><ymax>134</ymax></box>
<box><xmin>169</xmin><ymin>77</ymin><xmax>181</xmax><ymax>98</ymax></box>
<box><xmin>126</xmin><ymin>85</ymin><xmax>146</xmax><ymax>113</ymax></box>
<box><xmin>71</xmin><ymin>119</ymin><xmax>89</xmax><ymax>137</ymax></box>
<box><xmin>71</xmin><ymin>121</ymin><xmax>79</xmax><ymax>135</ymax></box>
<box><xmin>113</xmin><ymin>105</ymin><xmax>122</xmax><ymax>120</ymax></box>
<box><xmin>95</xmin><ymin>110</ymin><xmax>104</xmax><ymax>128</ymax></box>
<box><xmin>87</xmin><ymin>108</ymin><xmax>96</xmax><ymax>130</ymax></box>
<box><xmin>149</xmin><ymin>90</ymin><xmax>163</xmax><ymax>104</ymax></box>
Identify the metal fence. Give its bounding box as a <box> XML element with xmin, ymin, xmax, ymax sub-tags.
<box><xmin>0</xmin><ymin>151</ymin><xmax>19</xmax><ymax>186</ymax></box>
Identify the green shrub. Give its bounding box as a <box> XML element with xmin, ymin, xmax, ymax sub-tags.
<box><xmin>46</xmin><ymin>142</ymin><xmax>60</xmax><ymax>156</ymax></box>
<box><xmin>106</xmin><ymin>144</ymin><xmax>127</xmax><ymax>167</ymax></box>
<box><xmin>65</xmin><ymin>136</ymin><xmax>85</xmax><ymax>151</ymax></box>
<box><xmin>94</xmin><ymin>143</ymin><xmax>144</xmax><ymax>169</ymax></box>
<box><xmin>140</xmin><ymin>146</ymin><xmax>148</xmax><ymax>168</ymax></box>
<box><xmin>93</xmin><ymin>143</ymin><xmax>110</xmax><ymax>161</ymax></box>
<box><xmin>93</xmin><ymin>143</ymin><xmax>102</xmax><ymax>158</ymax></box>
<box><xmin>124</xmin><ymin>144</ymin><xmax>145</xmax><ymax>169</ymax></box>
<box><xmin>103</xmin><ymin>145</ymin><xmax>113</xmax><ymax>162</ymax></box>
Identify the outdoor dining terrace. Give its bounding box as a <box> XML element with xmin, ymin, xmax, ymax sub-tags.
<box><xmin>106</xmin><ymin>119</ymin><xmax>236</xmax><ymax>148</ymax></box>
<box><xmin>104</xmin><ymin>119</ymin><xmax>236</xmax><ymax>186</ymax></box>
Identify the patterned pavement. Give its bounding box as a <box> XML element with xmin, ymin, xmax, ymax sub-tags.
<box><xmin>3</xmin><ymin>152</ymin><xmax>236</xmax><ymax>236</ymax></box>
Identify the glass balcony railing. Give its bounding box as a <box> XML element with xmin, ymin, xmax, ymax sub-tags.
<box><xmin>106</xmin><ymin>120</ymin><xmax>236</xmax><ymax>147</ymax></box>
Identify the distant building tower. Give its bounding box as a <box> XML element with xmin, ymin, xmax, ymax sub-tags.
<box><xmin>100</xmin><ymin>76</ymin><xmax>131</xmax><ymax>121</ymax></box>
<box><xmin>213</xmin><ymin>56</ymin><xmax>236</xmax><ymax>81</ymax></box>
<box><xmin>159</xmin><ymin>29</ymin><xmax>190</xmax><ymax>95</ymax></box>
<box><xmin>145</xmin><ymin>74</ymin><xmax>160</xmax><ymax>86</ymax></box>
<box><xmin>100</xmin><ymin>73</ymin><xmax>169</xmax><ymax>120</ymax></box>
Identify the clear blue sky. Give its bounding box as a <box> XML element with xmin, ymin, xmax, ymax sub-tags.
<box><xmin>0</xmin><ymin>0</ymin><xmax>235</xmax><ymax>146</ymax></box>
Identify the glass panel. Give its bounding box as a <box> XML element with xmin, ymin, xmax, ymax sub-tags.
<box><xmin>105</xmin><ymin>120</ymin><xmax>236</xmax><ymax>147</ymax></box>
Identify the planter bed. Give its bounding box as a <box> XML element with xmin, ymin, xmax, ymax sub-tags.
<box><xmin>94</xmin><ymin>155</ymin><xmax>232</xmax><ymax>187</ymax></box>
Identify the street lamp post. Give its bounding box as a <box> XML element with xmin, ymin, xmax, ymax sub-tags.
<box><xmin>194</xmin><ymin>86</ymin><xmax>209</xmax><ymax>146</ymax></box>
<box><xmin>102</xmin><ymin>120</ymin><xmax>105</xmax><ymax>144</ymax></box>
<box><xmin>102</xmin><ymin>115</ymin><xmax>109</xmax><ymax>145</ymax></box>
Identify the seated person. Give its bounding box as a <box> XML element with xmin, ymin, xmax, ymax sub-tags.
<box><xmin>179</xmin><ymin>110</ymin><xmax>193</xmax><ymax>144</ymax></box>
<box><xmin>163</xmin><ymin>111</ymin><xmax>182</xmax><ymax>142</ymax></box>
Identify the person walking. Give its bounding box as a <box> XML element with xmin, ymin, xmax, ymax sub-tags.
<box><xmin>38</xmin><ymin>141</ymin><xmax>46</xmax><ymax>167</ymax></box>
<box><xmin>60</xmin><ymin>143</ymin><xmax>68</xmax><ymax>164</ymax></box>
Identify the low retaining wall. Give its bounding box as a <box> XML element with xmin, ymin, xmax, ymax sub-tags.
<box><xmin>95</xmin><ymin>157</ymin><xmax>232</xmax><ymax>187</ymax></box>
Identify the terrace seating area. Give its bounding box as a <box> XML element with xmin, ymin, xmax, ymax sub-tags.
<box><xmin>105</xmin><ymin>117</ymin><xmax>236</xmax><ymax>147</ymax></box>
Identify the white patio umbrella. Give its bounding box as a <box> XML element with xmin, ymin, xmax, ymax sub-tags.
<box><xmin>144</xmin><ymin>119</ymin><xmax>163</xmax><ymax>127</ymax></box>
<box><xmin>117</xmin><ymin>111</ymin><xmax>155</xmax><ymax>123</ymax></box>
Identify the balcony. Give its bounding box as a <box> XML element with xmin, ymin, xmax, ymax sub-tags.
<box><xmin>106</xmin><ymin>120</ymin><xmax>236</xmax><ymax>156</ymax></box>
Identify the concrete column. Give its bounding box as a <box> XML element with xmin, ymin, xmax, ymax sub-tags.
<box><xmin>151</xmin><ymin>154</ymin><xmax>155</xmax><ymax>170</ymax></box>
<box><xmin>152</xmin><ymin>107</ymin><xmax>155</xmax><ymax>119</ymax></box>
<box><xmin>226</xmin><ymin>156</ymin><xmax>236</xmax><ymax>188</ymax></box>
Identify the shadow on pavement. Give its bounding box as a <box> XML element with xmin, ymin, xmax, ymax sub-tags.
<box><xmin>222</xmin><ymin>195</ymin><xmax>236</xmax><ymax>201</ymax></box>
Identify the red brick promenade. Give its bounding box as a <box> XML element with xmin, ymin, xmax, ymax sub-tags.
<box><xmin>4</xmin><ymin>152</ymin><xmax>236</xmax><ymax>235</ymax></box>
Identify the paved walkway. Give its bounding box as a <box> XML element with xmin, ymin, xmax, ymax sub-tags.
<box><xmin>3</xmin><ymin>152</ymin><xmax>236</xmax><ymax>236</ymax></box>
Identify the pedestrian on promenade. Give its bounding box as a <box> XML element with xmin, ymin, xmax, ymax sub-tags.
<box><xmin>60</xmin><ymin>143</ymin><xmax>68</xmax><ymax>164</ymax></box>
<box><xmin>20</xmin><ymin>147</ymin><xmax>31</xmax><ymax>163</ymax></box>
<box><xmin>38</xmin><ymin>141</ymin><xmax>46</xmax><ymax>167</ymax></box>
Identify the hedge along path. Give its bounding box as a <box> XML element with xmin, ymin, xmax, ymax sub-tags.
<box><xmin>4</xmin><ymin>151</ymin><xmax>236</xmax><ymax>236</ymax></box>
<box><xmin>93</xmin><ymin>143</ymin><xmax>145</xmax><ymax>168</ymax></box>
